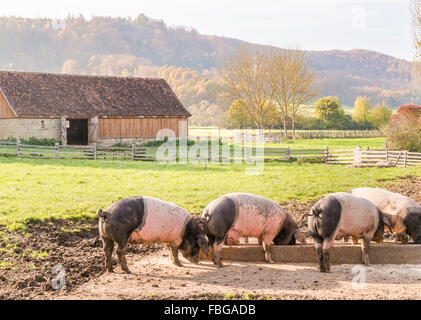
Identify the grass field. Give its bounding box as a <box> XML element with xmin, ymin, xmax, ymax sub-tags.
<box><xmin>189</xmin><ymin>127</ymin><xmax>386</xmax><ymax>150</ymax></box>
<box><xmin>0</xmin><ymin>156</ymin><xmax>419</xmax><ymax>227</ymax></box>
<box><xmin>263</xmin><ymin>137</ymin><xmax>386</xmax><ymax>149</ymax></box>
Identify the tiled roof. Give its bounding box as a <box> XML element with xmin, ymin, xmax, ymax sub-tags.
<box><xmin>0</xmin><ymin>71</ymin><xmax>190</xmax><ymax>118</ymax></box>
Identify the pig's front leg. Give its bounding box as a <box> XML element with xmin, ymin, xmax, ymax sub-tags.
<box><xmin>262</xmin><ymin>236</ymin><xmax>274</xmax><ymax>263</ymax></box>
<box><xmin>396</xmin><ymin>232</ymin><xmax>408</xmax><ymax>243</ymax></box>
<box><xmin>167</xmin><ymin>244</ymin><xmax>183</xmax><ymax>267</ymax></box>
<box><xmin>361</xmin><ymin>237</ymin><xmax>371</xmax><ymax>265</ymax></box>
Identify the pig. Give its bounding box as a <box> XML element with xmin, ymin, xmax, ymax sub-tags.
<box><xmin>98</xmin><ymin>196</ymin><xmax>208</xmax><ymax>273</ymax></box>
<box><xmin>308</xmin><ymin>192</ymin><xmax>391</xmax><ymax>272</ymax></box>
<box><xmin>350</xmin><ymin>188</ymin><xmax>421</xmax><ymax>244</ymax></box>
<box><xmin>201</xmin><ymin>193</ymin><xmax>306</xmax><ymax>267</ymax></box>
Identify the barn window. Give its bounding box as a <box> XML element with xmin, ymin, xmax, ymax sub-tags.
<box><xmin>41</xmin><ymin>120</ymin><xmax>45</xmax><ymax>129</ymax></box>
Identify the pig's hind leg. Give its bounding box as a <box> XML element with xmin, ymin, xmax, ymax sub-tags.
<box><xmin>213</xmin><ymin>237</ymin><xmax>226</xmax><ymax>268</ymax></box>
<box><xmin>102</xmin><ymin>237</ymin><xmax>115</xmax><ymax>273</ymax></box>
<box><xmin>322</xmin><ymin>239</ymin><xmax>334</xmax><ymax>273</ymax></box>
<box><xmin>116</xmin><ymin>239</ymin><xmax>131</xmax><ymax>274</ymax></box>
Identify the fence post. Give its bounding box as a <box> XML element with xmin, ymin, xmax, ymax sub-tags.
<box><xmin>404</xmin><ymin>151</ymin><xmax>408</xmax><ymax>167</ymax></box>
<box><xmin>354</xmin><ymin>146</ymin><xmax>362</xmax><ymax>165</ymax></box>
<box><xmin>55</xmin><ymin>143</ymin><xmax>59</xmax><ymax>159</ymax></box>
<box><xmin>93</xmin><ymin>143</ymin><xmax>97</xmax><ymax>160</ymax></box>
<box><xmin>131</xmin><ymin>144</ymin><xmax>135</xmax><ymax>161</ymax></box>
<box><xmin>324</xmin><ymin>147</ymin><xmax>329</xmax><ymax>163</ymax></box>
<box><xmin>285</xmin><ymin>147</ymin><xmax>290</xmax><ymax>161</ymax></box>
<box><xmin>17</xmin><ymin>143</ymin><xmax>20</xmax><ymax>158</ymax></box>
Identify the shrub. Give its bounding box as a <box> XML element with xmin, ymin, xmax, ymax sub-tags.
<box><xmin>382</xmin><ymin>117</ymin><xmax>421</xmax><ymax>152</ymax></box>
<box><xmin>140</xmin><ymin>137</ymin><xmax>195</xmax><ymax>147</ymax></box>
<box><xmin>2</xmin><ymin>137</ymin><xmax>60</xmax><ymax>146</ymax></box>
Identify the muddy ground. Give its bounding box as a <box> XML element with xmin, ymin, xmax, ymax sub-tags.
<box><xmin>1</xmin><ymin>175</ymin><xmax>421</xmax><ymax>300</ymax></box>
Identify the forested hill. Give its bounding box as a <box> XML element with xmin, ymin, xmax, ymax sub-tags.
<box><xmin>0</xmin><ymin>14</ymin><xmax>420</xmax><ymax>125</ymax></box>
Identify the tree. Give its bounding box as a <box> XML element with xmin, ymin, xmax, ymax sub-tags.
<box><xmin>369</xmin><ymin>102</ymin><xmax>393</xmax><ymax>128</ymax></box>
<box><xmin>228</xmin><ymin>100</ymin><xmax>254</xmax><ymax>127</ymax></box>
<box><xmin>267</xmin><ymin>48</ymin><xmax>318</xmax><ymax>138</ymax></box>
<box><xmin>352</xmin><ymin>96</ymin><xmax>371</xmax><ymax>124</ymax></box>
<box><xmin>314</xmin><ymin>96</ymin><xmax>345</xmax><ymax>128</ymax></box>
<box><xmin>412</xmin><ymin>0</ymin><xmax>421</xmax><ymax>66</ymax></box>
<box><xmin>222</xmin><ymin>46</ymin><xmax>275</xmax><ymax>130</ymax></box>
<box><xmin>382</xmin><ymin>103</ymin><xmax>421</xmax><ymax>152</ymax></box>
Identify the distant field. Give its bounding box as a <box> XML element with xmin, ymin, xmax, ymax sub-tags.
<box><xmin>0</xmin><ymin>157</ymin><xmax>419</xmax><ymax>226</ymax></box>
<box><xmin>189</xmin><ymin>127</ymin><xmax>386</xmax><ymax>150</ymax></box>
<box><xmin>263</xmin><ymin>137</ymin><xmax>386</xmax><ymax>150</ymax></box>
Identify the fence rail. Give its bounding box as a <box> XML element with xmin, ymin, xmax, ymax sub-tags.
<box><xmin>0</xmin><ymin>142</ymin><xmax>420</xmax><ymax>166</ymax></box>
<box><xmin>189</xmin><ymin>129</ymin><xmax>383</xmax><ymax>141</ymax></box>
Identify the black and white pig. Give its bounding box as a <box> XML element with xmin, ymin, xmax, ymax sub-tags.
<box><xmin>201</xmin><ymin>193</ymin><xmax>306</xmax><ymax>267</ymax></box>
<box><xmin>308</xmin><ymin>192</ymin><xmax>391</xmax><ymax>272</ymax></box>
<box><xmin>98</xmin><ymin>196</ymin><xmax>208</xmax><ymax>273</ymax></box>
<box><xmin>351</xmin><ymin>188</ymin><xmax>421</xmax><ymax>244</ymax></box>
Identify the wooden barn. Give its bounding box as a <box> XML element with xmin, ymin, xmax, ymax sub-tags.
<box><xmin>0</xmin><ymin>71</ymin><xmax>190</xmax><ymax>146</ymax></box>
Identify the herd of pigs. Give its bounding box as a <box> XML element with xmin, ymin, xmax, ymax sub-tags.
<box><xmin>97</xmin><ymin>188</ymin><xmax>421</xmax><ymax>274</ymax></box>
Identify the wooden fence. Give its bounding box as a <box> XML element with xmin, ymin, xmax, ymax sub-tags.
<box><xmin>189</xmin><ymin>129</ymin><xmax>383</xmax><ymax>141</ymax></box>
<box><xmin>326</xmin><ymin>148</ymin><xmax>421</xmax><ymax>167</ymax></box>
<box><xmin>0</xmin><ymin>142</ymin><xmax>420</xmax><ymax>166</ymax></box>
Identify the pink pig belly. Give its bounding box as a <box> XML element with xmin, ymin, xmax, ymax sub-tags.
<box><xmin>129</xmin><ymin>197</ymin><xmax>190</xmax><ymax>246</ymax></box>
<box><xmin>228</xmin><ymin>209</ymin><xmax>282</xmax><ymax>240</ymax></box>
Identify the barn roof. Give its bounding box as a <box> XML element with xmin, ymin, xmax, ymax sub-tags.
<box><xmin>0</xmin><ymin>71</ymin><xmax>191</xmax><ymax>118</ymax></box>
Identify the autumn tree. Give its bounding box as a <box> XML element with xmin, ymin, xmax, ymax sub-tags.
<box><xmin>314</xmin><ymin>96</ymin><xmax>345</xmax><ymax>127</ymax></box>
<box><xmin>382</xmin><ymin>104</ymin><xmax>421</xmax><ymax>151</ymax></box>
<box><xmin>222</xmin><ymin>46</ymin><xmax>275</xmax><ymax>130</ymax></box>
<box><xmin>369</xmin><ymin>102</ymin><xmax>393</xmax><ymax>128</ymax></box>
<box><xmin>228</xmin><ymin>99</ymin><xmax>281</xmax><ymax>128</ymax></box>
<box><xmin>228</xmin><ymin>99</ymin><xmax>254</xmax><ymax>127</ymax></box>
<box><xmin>267</xmin><ymin>48</ymin><xmax>318</xmax><ymax>138</ymax></box>
<box><xmin>352</xmin><ymin>96</ymin><xmax>372</xmax><ymax>124</ymax></box>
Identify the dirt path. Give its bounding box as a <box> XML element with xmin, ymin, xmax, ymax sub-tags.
<box><xmin>53</xmin><ymin>248</ymin><xmax>421</xmax><ymax>300</ymax></box>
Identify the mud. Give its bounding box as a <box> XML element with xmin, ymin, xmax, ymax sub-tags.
<box><xmin>0</xmin><ymin>218</ymin><xmax>161</xmax><ymax>299</ymax></box>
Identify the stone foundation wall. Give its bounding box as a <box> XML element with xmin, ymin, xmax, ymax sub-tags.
<box><xmin>0</xmin><ymin>118</ymin><xmax>61</xmax><ymax>140</ymax></box>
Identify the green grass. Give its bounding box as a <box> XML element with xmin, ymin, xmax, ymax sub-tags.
<box><xmin>189</xmin><ymin>127</ymin><xmax>385</xmax><ymax>150</ymax></box>
<box><xmin>0</xmin><ymin>156</ymin><xmax>420</xmax><ymax>225</ymax></box>
<box><xmin>264</xmin><ymin>137</ymin><xmax>386</xmax><ymax>149</ymax></box>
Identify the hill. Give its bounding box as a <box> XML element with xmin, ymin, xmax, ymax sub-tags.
<box><xmin>0</xmin><ymin>14</ymin><xmax>420</xmax><ymax>125</ymax></box>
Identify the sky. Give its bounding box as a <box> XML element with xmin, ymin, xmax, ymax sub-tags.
<box><xmin>0</xmin><ymin>0</ymin><xmax>416</xmax><ymax>61</ymax></box>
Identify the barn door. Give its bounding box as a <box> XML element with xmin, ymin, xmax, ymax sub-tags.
<box><xmin>61</xmin><ymin>117</ymin><xmax>67</xmax><ymax>146</ymax></box>
<box><xmin>88</xmin><ymin>116</ymin><xmax>98</xmax><ymax>144</ymax></box>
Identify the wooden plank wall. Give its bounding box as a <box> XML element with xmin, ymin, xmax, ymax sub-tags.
<box><xmin>98</xmin><ymin>117</ymin><xmax>188</xmax><ymax>138</ymax></box>
<box><xmin>0</xmin><ymin>92</ymin><xmax>15</xmax><ymax>118</ymax></box>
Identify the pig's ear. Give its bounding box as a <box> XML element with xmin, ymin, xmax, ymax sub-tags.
<box><xmin>294</xmin><ymin>230</ymin><xmax>307</xmax><ymax>244</ymax></box>
<box><xmin>197</xmin><ymin>236</ymin><xmax>208</xmax><ymax>256</ymax></box>
<box><xmin>382</xmin><ymin>214</ymin><xmax>393</xmax><ymax>233</ymax></box>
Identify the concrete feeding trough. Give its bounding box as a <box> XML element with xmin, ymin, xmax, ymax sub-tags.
<box><xmin>199</xmin><ymin>244</ymin><xmax>421</xmax><ymax>264</ymax></box>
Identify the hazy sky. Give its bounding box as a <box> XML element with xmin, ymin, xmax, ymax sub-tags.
<box><xmin>0</xmin><ymin>0</ymin><xmax>416</xmax><ymax>61</ymax></box>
